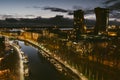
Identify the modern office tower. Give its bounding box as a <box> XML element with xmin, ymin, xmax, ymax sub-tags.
<box><xmin>73</xmin><ymin>10</ymin><xmax>86</xmax><ymax>40</ymax></box>
<box><xmin>94</xmin><ymin>7</ymin><xmax>109</xmax><ymax>35</ymax></box>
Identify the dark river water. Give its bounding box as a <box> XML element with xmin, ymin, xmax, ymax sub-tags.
<box><xmin>18</xmin><ymin>41</ymin><xmax>70</xmax><ymax>80</ymax></box>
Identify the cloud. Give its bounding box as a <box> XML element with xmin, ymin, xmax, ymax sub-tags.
<box><xmin>73</xmin><ymin>6</ymin><xmax>83</xmax><ymax>10</ymax></box>
<box><xmin>24</xmin><ymin>15</ymin><xmax>36</xmax><ymax>18</ymax></box>
<box><xmin>64</xmin><ymin>6</ymin><xmax>94</xmax><ymax>16</ymax></box>
<box><xmin>67</xmin><ymin>12</ymin><xmax>73</xmax><ymax>15</ymax></box>
<box><xmin>103</xmin><ymin>0</ymin><xmax>120</xmax><ymax>10</ymax></box>
<box><xmin>0</xmin><ymin>14</ymin><xmax>36</xmax><ymax>20</ymax></box>
<box><xmin>84</xmin><ymin>9</ymin><xmax>94</xmax><ymax>14</ymax></box>
<box><xmin>110</xmin><ymin>11</ymin><xmax>120</xmax><ymax>19</ymax></box>
<box><xmin>43</xmin><ymin>6</ymin><xmax>68</xmax><ymax>13</ymax></box>
<box><xmin>25</xmin><ymin>15</ymin><xmax>35</xmax><ymax>17</ymax></box>
<box><xmin>0</xmin><ymin>15</ymin><xmax>14</xmax><ymax>19</ymax></box>
<box><xmin>104</xmin><ymin>0</ymin><xmax>118</xmax><ymax>4</ymax></box>
<box><xmin>108</xmin><ymin>2</ymin><xmax>120</xmax><ymax>10</ymax></box>
<box><xmin>72</xmin><ymin>5</ymin><xmax>94</xmax><ymax>14</ymax></box>
<box><xmin>85</xmin><ymin>14</ymin><xmax>95</xmax><ymax>20</ymax></box>
<box><xmin>32</xmin><ymin>3</ymin><xmax>120</xmax><ymax>20</ymax></box>
<box><xmin>42</xmin><ymin>6</ymin><xmax>75</xmax><ymax>16</ymax></box>
<box><xmin>102</xmin><ymin>0</ymin><xmax>120</xmax><ymax>20</ymax></box>
<box><xmin>73</xmin><ymin>2</ymin><xmax>120</xmax><ymax>20</ymax></box>
<box><xmin>72</xmin><ymin>1</ymin><xmax>120</xmax><ymax>20</ymax></box>
<box><xmin>25</xmin><ymin>6</ymin><xmax>41</xmax><ymax>9</ymax></box>
<box><xmin>32</xmin><ymin>5</ymin><xmax>94</xmax><ymax>17</ymax></box>
<box><xmin>33</xmin><ymin>6</ymin><xmax>41</xmax><ymax>9</ymax></box>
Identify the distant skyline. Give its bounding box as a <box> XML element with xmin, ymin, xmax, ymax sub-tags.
<box><xmin>0</xmin><ymin>0</ymin><xmax>120</xmax><ymax>21</ymax></box>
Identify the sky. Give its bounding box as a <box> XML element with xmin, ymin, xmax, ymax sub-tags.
<box><xmin>0</xmin><ymin>0</ymin><xmax>120</xmax><ymax>21</ymax></box>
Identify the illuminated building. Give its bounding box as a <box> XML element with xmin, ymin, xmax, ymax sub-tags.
<box><xmin>107</xmin><ymin>25</ymin><xmax>120</xmax><ymax>36</ymax></box>
<box><xmin>94</xmin><ymin>7</ymin><xmax>109</xmax><ymax>35</ymax></box>
<box><xmin>73</xmin><ymin>10</ymin><xmax>86</xmax><ymax>40</ymax></box>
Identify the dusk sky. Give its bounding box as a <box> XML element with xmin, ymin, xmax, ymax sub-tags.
<box><xmin>0</xmin><ymin>0</ymin><xmax>120</xmax><ymax>21</ymax></box>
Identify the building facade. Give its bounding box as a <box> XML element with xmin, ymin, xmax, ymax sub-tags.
<box><xmin>73</xmin><ymin>10</ymin><xmax>86</xmax><ymax>40</ymax></box>
<box><xmin>94</xmin><ymin>7</ymin><xmax>109</xmax><ymax>35</ymax></box>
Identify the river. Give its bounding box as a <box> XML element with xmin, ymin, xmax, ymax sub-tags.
<box><xmin>18</xmin><ymin>41</ymin><xmax>71</xmax><ymax>80</ymax></box>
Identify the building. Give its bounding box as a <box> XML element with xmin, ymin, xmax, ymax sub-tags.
<box><xmin>0</xmin><ymin>36</ymin><xmax>5</xmax><ymax>53</ymax></box>
<box><xmin>107</xmin><ymin>25</ymin><xmax>120</xmax><ymax>36</ymax></box>
<box><xmin>94</xmin><ymin>7</ymin><xmax>109</xmax><ymax>35</ymax></box>
<box><xmin>0</xmin><ymin>36</ymin><xmax>5</xmax><ymax>43</ymax></box>
<box><xmin>117</xmin><ymin>26</ymin><xmax>120</xmax><ymax>36</ymax></box>
<box><xmin>73</xmin><ymin>10</ymin><xmax>86</xmax><ymax>40</ymax></box>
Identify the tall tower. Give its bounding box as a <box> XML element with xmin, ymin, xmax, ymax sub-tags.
<box><xmin>74</xmin><ymin>10</ymin><xmax>85</xmax><ymax>33</ymax></box>
<box><xmin>73</xmin><ymin>10</ymin><xmax>85</xmax><ymax>40</ymax></box>
<box><xmin>94</xmin><ymin>7</ymin><xmax>109</xmax><ymax>35</ymax></box>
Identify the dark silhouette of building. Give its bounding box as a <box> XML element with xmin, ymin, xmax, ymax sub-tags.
<box><xmin>94</xmin><ymin>7</ymin><xmax>109</xmax><ymax>35</ymax></box>
<box><xmin>0</xmin><ymin>36</ymin><xmax>5</xmax><ymax>54</ymax></box>
<box><xmin>117</xmin><ymin>26</ymin><xmax>120</xmax><ymax>36</ymax></box>
<box><xmin>74</xmin><ymin>10</ymin><xmax>85</xmax><ymax>33</ymax></box>
<box><xmin>0</xmin><ymin>36</ymin><xmax>5</xmax><ymax>43</ymax></box>
<box><xmin>73</xmin><ymin>10</ymin><xmax>86</xmax><ymax>40</ymax></box>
